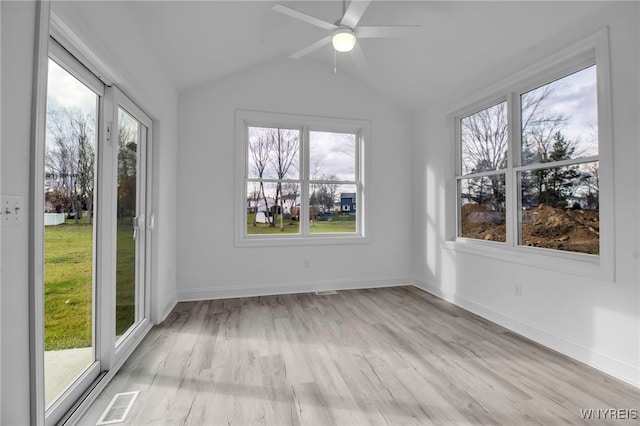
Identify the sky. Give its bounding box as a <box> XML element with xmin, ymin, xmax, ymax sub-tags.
<box><xmin>523</xmin><ymin>64</ymin><xmax>598</xmax><ymax>157</ymax></box>
<box><xmin>247</xmin><ymin>127</ymin><xmax>356</xmax><ymax>182</ymax></box>
<box><xmin>47</xmin><ymin>58</ymin><xmax>98</xmax><ymax>115</ymax></box>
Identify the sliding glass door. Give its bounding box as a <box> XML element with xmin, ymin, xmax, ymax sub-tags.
<box><xmin>43</xmin><ymin>42</ymin><xmax>103</xmax><ymax>418</ymax></box>
<box><xmin>113</xmin><ymin>94</ymin><xmax>150</xmax><ymax>347</ymax></box>
<box><xmin>39</xmin><ymin>38</ymin><xmax>152</xmax><ymax>425</ymax></box>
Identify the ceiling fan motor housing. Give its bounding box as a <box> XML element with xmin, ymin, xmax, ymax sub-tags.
<box><xmin>332</xmin><ymin>27</ymin><xmax>357</xmax><ymax>52</ymax></box>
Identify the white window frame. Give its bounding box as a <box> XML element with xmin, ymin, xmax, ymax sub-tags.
<box><xmin>445</xmin><ymin>28</ymin><xmax>614</xmax><ymax>281</ymax></box>
<box><xmin>235</xmin><ymin>110</ymin><xmax>369</xmax><ymax>247</ymax></box>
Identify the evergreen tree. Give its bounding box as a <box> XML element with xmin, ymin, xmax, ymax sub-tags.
<box><xmin>533</xmin><ymin>132</ymin><xmax>581</xmax><ymax>208</ymax></box>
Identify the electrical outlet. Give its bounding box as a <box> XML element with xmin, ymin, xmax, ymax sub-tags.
<box><xmin>514</xmin><ymin>283</ymin><xmax>522</xmax><ymax>296</ymax></box>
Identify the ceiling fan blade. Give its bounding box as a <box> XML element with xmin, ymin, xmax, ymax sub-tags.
<box><xmin>340</xmin><ymin>0</ymin><xmax>372</xmax><ymax>29</ymax></box>
<box><xmin>357</xmin><ymin>25</ymin><xmax>422</xmax><ymax>38</ymax></box>
<box><xmin>273</xmin><ymin>4</ymin><xmax>337</xmax><ymax>31</ymax></box>
<box><xmin>290</xmin><ymin>35</ymin><xmax>333</xmax><ymax>59</ymax></box>
<box><xmin>352</xmin><ymin>44</ymin><xmax>368</xmax><ymax>69</ymax></box>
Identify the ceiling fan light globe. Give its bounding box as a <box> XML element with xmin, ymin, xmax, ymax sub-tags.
<box><xmin>332</xmin><ymin>30</ymin><xmax>356</xmax><ymax>52</ymax></box>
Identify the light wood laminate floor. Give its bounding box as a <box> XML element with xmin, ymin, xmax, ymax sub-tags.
<box><xmin>78</xmin><ymin>286</ymin><xmax>638</xmax><ymax>425</ymax></box>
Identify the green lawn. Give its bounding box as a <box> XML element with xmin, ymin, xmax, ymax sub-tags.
<box><xmin>44</xmin><ymin>219</ymin><xmax>135</xmax><ymax>351</ymax></box>
<box><xmin>246</xmin><ymin>213</ymin><xmax>356</xmax><ymax>234</ymax></box>
<box><xmin>44</xmin><ymin>220</ymin><xmax>94</xmax><ymax>350</ymax></box>
<box><xmin>115</xmin><ymin>222</ymin><xmax>136</xmax><ymax>337</ymax></box>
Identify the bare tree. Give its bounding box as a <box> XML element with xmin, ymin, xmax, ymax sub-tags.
<box><xmin>460</xmin><ymin>102</ymin><xmax>508</xmax><ymax>210</ymax></box>
<box><xmin>46</xmin><ymin>106</ymin><xmax>95</xmax><ymax>223</ymax></box>
<box><xmin>580</xmin><ymin>162</ymin><xmax>599</xmax><ymax>210</ymax></box>
<box><xmin>310</xmin><ymin>175</ymin><xmax>339</xmax><ymax>214</ymax></box>
<box><xmin>461</xmin><ymin>102</ymin><xmax>508</xmax><ymax>174</ymax></box>
<box><xmin>270</xmin><ymin>128</ymin><xmax>299</xmax><ymax>229</ymax></box>
<box><xmin>248</xmin><ymin>128</ymin><xmax>273</xmax><ymax>226</ymax></box>
<box><xmin>461</xmin><ymin>84</ymin><xmax>568</xmax><ymax>211</ymax></box>
<box><xmin>521</xmin><ymin>82</ymin><xmax>567</xmax><ymax>164</ymax></box>
<box><xmin>281</xmin><ymin>182</ymin><xmax>299</xmax><ymax>224</ymax></box>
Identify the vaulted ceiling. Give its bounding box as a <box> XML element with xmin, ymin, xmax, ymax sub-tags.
<box><xmin>66</xmin><ymin>1</ymin><xmax>613</xmax><ymax>110</ymax></box>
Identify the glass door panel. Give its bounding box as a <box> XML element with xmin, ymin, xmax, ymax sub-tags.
<box><xmin>115</xmin><ymin>106</ymin><xmax>146</xmax><ymax>343</ymax></box>
<box><xmin>43</xmin><ymin>58</ymin><xmax>98</xmax><ymax>408</ymax></box>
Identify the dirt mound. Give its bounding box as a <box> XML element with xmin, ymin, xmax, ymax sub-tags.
<box><xmin>521</xmin><ymin>204</ymin><xmax>599</xmax><ymax>254</ymax></box>
<box><xmin>461</xmin><ymin>203</ymin><xmax>599</xmax><ymax>254</ymax></box>
<box><xmin>460</xmin><ymin>203</ymin><xmax>506</xmax><ymax>242</ymax></box>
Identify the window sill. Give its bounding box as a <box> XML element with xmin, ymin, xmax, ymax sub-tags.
<box><xmin>236</xmin><ymin>233</ymin><xmax>369</xmax><ymax>248</ymax></box>
<box><xmin>442</xmin><ymin>238</ymin><xmax>614</xmax><ymax>282</ymax></box>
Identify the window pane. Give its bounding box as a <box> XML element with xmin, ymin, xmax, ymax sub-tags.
<box><xmin>247</xmin><ymin>127</ymin><xmax>300</xmax><ymax>180</ymax></box>
<box><xmin>309</xmin><ymin>131</ymin><xmax>356</xmax><ymax>181</ymax></box>
<box><xmin>519</xmin><ymin>161</ymin><xmax>599</xmax><ymax>254</ymax></box>
<box><xmin>116</xmin><ymin>108</ymin><xmax>139</xmax><ymax>339</ymax></box>
<box><xmin>44</xmin><ymin>58</ymin><xmax>97</xmax><ymax>407</ymax></box>
<box><xmin>521</xmin><ymin>65</ymin><xmax>598</xmax><ymax>166</ymax></box>
<box><xmin>459</xmin><ymin>175</ymin><xmax>506</xmax><ymax>242</ymax></box>
<box><xmin>309</xmin><ymin>183</ymin><xmax>357</xmax><ymax>234</ymax></box>
<box><xmin>246</xmin><ymin>182</ymin><xmax>300</xmax><ymax>234</ymax></box>
<box><xmin>461</xmin><ymin>102</ymin><xmax>508</xmax><ymax>175</ymax></box>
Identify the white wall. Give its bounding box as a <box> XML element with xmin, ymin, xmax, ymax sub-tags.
<box><xmin>1</xmin><ymin>1</ymin><xmax>4</xmax><ymax>421</ymax></box>
<box><xmin>413</xmin><ymin>1</ymin><xmax>640</xmax><ymax>386</ymax></box>
<box><xmin>177</xmin><ymin>59</ymin><xmax>414</xmax><ymax>300</ymax></box>
<box><xmin>1</xmin><ymin>2</ymin><xmax>36</xmax><ymax>423</ymax></box>
<box><xmin>0</xmin><ymin>1</ymin><xmax>178</xmax><ymax>423</ymax></box>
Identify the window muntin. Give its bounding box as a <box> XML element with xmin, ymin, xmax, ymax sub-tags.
<box><xmin>456</xmin><ymin>63</ymin><xmax>600</xmax><ymax>256</ymax></box>
<box><xmin>239</xmin><ymin>113</ymin><xmax>366</xmax><ymax>243</ymax></box>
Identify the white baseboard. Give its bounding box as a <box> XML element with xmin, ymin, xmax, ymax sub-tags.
<box><xmin>412</xmin><ymin>280</ymin><xmax>640</xmax><ymax>389</ymax></box>
<box><xmin>158</xmin><ymin>296</ymin><xmax>177</xmax><ymax>323</ymax></box>
<box><xmin>177</xmin><ymin>277</ymin><xmax>412</xmax><ymax>302</ymax></box>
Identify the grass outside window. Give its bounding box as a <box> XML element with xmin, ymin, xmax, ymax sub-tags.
<box><xmin>44</xmin><ymin>218</ymin><xmax>135</xmax><ymax>351</ymax></box>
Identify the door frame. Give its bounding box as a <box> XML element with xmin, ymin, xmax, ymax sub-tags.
<box><xmin>29</xmin><ymin>4</ymin><xmax>154</xmax><ymax>424</ymax></box>
<box><xmin>107</xmin><ymin>87</ymin><xmax>153</xmax><ymax>365</ymax></box>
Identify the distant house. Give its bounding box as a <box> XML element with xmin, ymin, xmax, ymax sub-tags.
<box><xmin>254</xmin><ymin>197</ymin><xmax>276</xmax><ymax>223</ymax></box>
<box><xmin>340</xmin><ymin>193</ymin><xmax>356</xmax><ymax>213</ymax></box>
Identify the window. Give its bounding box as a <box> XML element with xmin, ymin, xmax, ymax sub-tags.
<box><xmin>459</xmin><ymin>101</ymin><xmax>508</xmax><ymax>243</ymax></box>
<box><xmin>518</xmin><ymin>66</ymin><xmax>599</xmax><ymax>254</ymax></box>
<box><xmin>236</xmin><ymin>111</ymin><xmax>368</xmax><ymax>246</ymax></box>
<box><xmin>452</xmin><ymin>30</ymin><xmax>613</xmax><ymax>275</ymax></box>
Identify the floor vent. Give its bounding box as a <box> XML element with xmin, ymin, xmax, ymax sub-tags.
<box><xmin>315</xmin><ymin>290</ymin><xmax>338</xmax><ymax>295</ymax></box>
<box><xmin>96</xmin><ymin>391</ymin><xmax>140</xmax><ymax>425</ymax></box>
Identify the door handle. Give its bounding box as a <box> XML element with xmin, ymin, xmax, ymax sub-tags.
<box><xmin>133</xmin><ymin>216</ymin><xmax>139</xmax><ymax>240</ymax></box>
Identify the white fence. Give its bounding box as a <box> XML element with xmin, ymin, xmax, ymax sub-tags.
<box><xmin>44</xmin><ymin>213</ymin><xmax>65</xmax><ymax>226</ymax></box>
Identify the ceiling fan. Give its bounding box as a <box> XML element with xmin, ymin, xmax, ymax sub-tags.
<box><xmin>273</xmin><ymin>0</ymin><xmax>420</xmax><ymax>67</ymax></box>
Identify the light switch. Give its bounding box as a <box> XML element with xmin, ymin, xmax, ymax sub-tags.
<box><xmin>2</xmin><ymin>195</ymin><xmax>24</xmax><ymax>227</ymax></box>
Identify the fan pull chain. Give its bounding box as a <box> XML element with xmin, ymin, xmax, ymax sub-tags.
<box><xmin>334</xmin><ymin>49</ymin><xmax>337</xmax><ymax>74</ymax></box>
